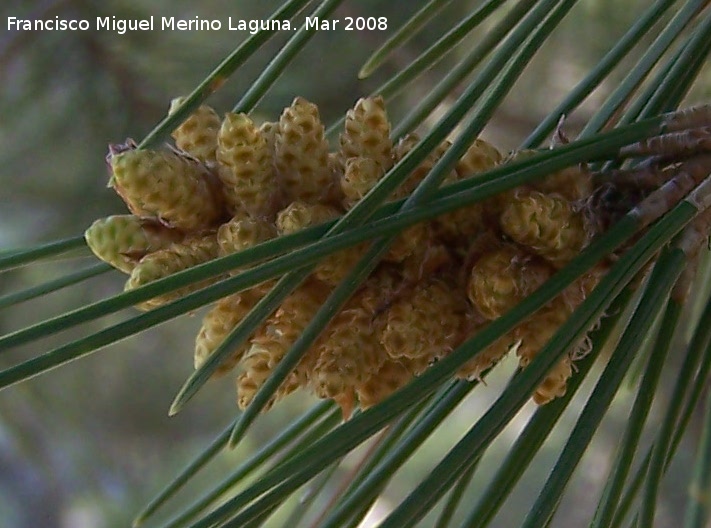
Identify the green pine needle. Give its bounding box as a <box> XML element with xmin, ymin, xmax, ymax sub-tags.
<box><xmin>137</xmin><ymin>0</ymin><xmax>312</xmax><ymax>150</ymax></box>
<box><xmin>590</xmin><ymin>295</ymin><xmax>681</xmax><ymax>528</ymax></box>
<box><xmin>325</xmin><ymin>0</ymin><xmax>507</xmax><ymax>140</ymax></box>
<box><xmin>522</xmin><ymin>248</ymin><xmax>686</xmax><ymax>527</ymax></box>
<box><xmin>133</xmin><ymin>401</ymin><xmax>334</xmax><ymax>526</ymax></box>
<box><xmin>461</xmin><ymin>288</ymin><xmax>637</xmax><ymax>528</ymax></box>
<box><xmin>392</xmin><ymin>0</ymin><xmax>553</xmax><ymax>138</ymax></box>
<box><xmin>579</xmin><ymin>0</ymin><xmax>705</xmax><ymax>138</ymax></box>
<box><xmin>234</xmin><ymin>0</ymin><xmax>345</xmax><ymax>112</ymax></box>
<box><xmin>0</xmin><ymin>235</ymin><xmax>87</xmax><ymax>271</ymax></box>
<box><xmin>638</xmin><ymin>286</ymin><xmax>711</xmax><ymax>526</ymax></box>
<box><xmin>683</xmin><ymin>388</ymin><xmax>711</xmax><ymax>528</ymax></box>
<box><xmin>434</xmin><ymin>457</ymin><xmax>478</xmax><ymax>528</ymax></box>
<box><xmin>319</xmin><ymin>381</ymin><xmax>475</xmax><ymax>528</ymax></box>
<box><xmin>522</xmin><ymin>0</ymin><xmax>677</xmax><ymax>147</ymax></box>
<box><xmin>609</xmin><ymin>297</ymin><xmax>711</xmax><ymax>528</ymax></box>
<box><xmin>0</xmin><ymin>263</ymin><xmax>111</xmax><ymax>311</ymax></box>
<box><xmin>358</xmin><ymin>0</ymin><xmax>456</xmax><ymax>78</ymax></box>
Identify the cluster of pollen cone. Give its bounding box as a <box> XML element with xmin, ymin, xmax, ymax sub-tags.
<box><xmin>85</xmin><ymin>95</ymin><xmax>620</xmax><ymax>418</ymax></box>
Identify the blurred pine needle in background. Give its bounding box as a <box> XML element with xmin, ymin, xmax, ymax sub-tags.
<box><xmin>2</xmin><ymin>0</ymin><xmax>711</xmax><ymax>527</ymax></box>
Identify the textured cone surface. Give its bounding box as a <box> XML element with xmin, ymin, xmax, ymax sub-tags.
<box><xmin>169</xmin><ymin>98</ymin><xmax>221</xmax><ymax>163</ymax></box>
<box><xmin>380</xmin><ymin>279</ymin><xmax>466</xmax><ymax>365</ymax></box>
<box><xmin>435</xmin><ymin>138</ymin><xmax>502</xmax><ymax>243</ymax></box>
<box><xmin>384</xmin><ymin>221</ymin><xmax>432</xmax><ymax>263</ymax></box>
<box><xmin>217</xmin><ymin>112</ymin><xmax>277</xmax><ymax>217</ymax></box>
<box><xmin>325</xmin><ymin>151</ymin><xmax>347</xmax><ymax>206</ymax></box>
<box><xmin>236</xmin><ymin>344</ymin><xmax>285</xmax><ymax>412</ymax></box>
<box><xmin>533</xmin><ymin>356</ymin><xmax>573</xmax><ymax>404</ymax></box>
<box><xmin>433</xmin><ymin>200</ymin><xmax>485</xmax><ymax>248</ymax></box>
<box><xmin>391</xmin><ymin>135</ymin><xmax>453</xmax><ymax>199</ymax></box>
<box><xmin>276</xmin><ymin>201</ymin><xmax>340</xmax><ymax>235</ymax></box>
<box><xmin>84</xmin><ymin>215</ymin><xmax>184</xmax><ymax>273</ymax></box>
<box><xmin>217</xmin><ymin>213</ymin><xmax>276</xmax><ymax>257</ymax></box>
<box><xmin>400</xmin><ymin>242</ymin><xmax>453</xmax><ymax>284</ymax></box>
<box><xmin>514</xmin><ymin>268</ymin><xmax>602</xmax><ymax>405</ymax></box>
<box><xmin>456</xmin><ymin>325</ymin><xmax>516</xmax><ymax>381</ymax></box>
<box><xmin>391</xmin><ymin>133</ymin><xmax>420</xmax><ymax>188</ymax></box>
<box><xmin>500</xmin><ymin>189</ymin><xmax>588</xmax><ymax>267</ymax></box>
<box><xmin>124</xmin><ymin>234</ymin><xmax>221</xmax><ymax>310</ymax></box>
<box><xmin>340</xmin><ymin>156</ymin><xmax>384</xmax><ymax>208</ymax></box>
<box><xmin>236</xmin><ymin>279</ymin><xmax>331</xmax><ymax>409</ymax></box>
<box><xmin>109</xmin><ymin>149</ymin><xmax>223</xmax><ymax>230</ymax></box>
<box><xmin>306</xmin><ymin>266</ymin><xmax>403</xmax><ymax>400</ymax></box>
<box><xmin>194</xmin><ymin>288</ymin><xmax>266</xmax><ymax>374</ymax></box>
<box><xmin>480</xmin><ymin>149</ymin><xmax>537</xmax><ymax>222</ymax></box>
<box><xmin>454</xmin><ymin>139</ymin><xmax>503</xmax><ymax>179</ymax></box>
<box><xmin>316</xmin><ymin>244</ymin><xmax>368</xmax><ymax>286</ymax></box>
<box><xmin>468</xmin><ymin>244</ymin><xmax>554</xmax><ymax>320</ymax></box>
<box><xmin>276</xmin><ymin>201</ymin><xmax>365</xmax><ymax>286</ymax></box>
<box><xmin>312</xmin><ymin>289</ymin><xmax>385</xmax><ymax>400</ymax></box>
<box><xmin>357</xmin><ymin>263</ymin><xmax>405</xmax><ymax>315</ymax></box>
<box><xmin>341</xmin><ymin>96</ymin><xmax>393</xmax><ymax>172</ymax></box>
<box><xmin>356</xmin><ymin>358</ymin><xmax>413</xmax><ymax>409</ymax></box>
<box><xmin>259</xmin><ymin>121</ymin><xmax>278</xmax><ymax>159</ymax></box>
<box><xmin>513</xmin><ymin>299</ymin><xmax>572</xmax><ymax>404</ymax></box>
<box><xmin>386</xmin><ymin>136</ymin><xmax>457</xmax><ymax>261</ymax></box>
<box><xmin>515</xmin><ymin>297</ymin><xmax>572</xmax><ymax>367</ymax></box>
<box><xmin>533</xmin><ymin>164</ymin><xmax>593</xmax><ymax>201</ymax></box>
<box><xmin>275</xmin><ymin>97</ymin><xmax>333</xmax><ymax>204</ymax></box>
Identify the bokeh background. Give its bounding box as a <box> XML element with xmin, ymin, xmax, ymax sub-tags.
<box><xmin>1</xmin><ymin>1</ymin><xmax>710</xmax><ymax>526</ymax></box>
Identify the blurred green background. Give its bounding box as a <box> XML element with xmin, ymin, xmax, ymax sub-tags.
<box><xmin>1</xmin><ymin>1</ymin><xmax>709</xmax><ymax>526</ymax></box>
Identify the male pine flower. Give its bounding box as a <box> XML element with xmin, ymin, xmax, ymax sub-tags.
<box><xmin>340</xmin><ymin>96</ymin><xmax>393</xmax><ymax>171</ymax></box>
<box><xmin>467</xmin><ymin>244</ymin><xmax>553</xmax><ymax>320</ymax></box>
<box><xmin>84</xmin><ymin>215</ymin><xmax>184</xmax><ymax>274</ymax></box>
<box><xmin>500</xmin><ymin>189</ymin><xmax>589</xmax><ymax>267</ymax></box>
<box><xmin>311</xmin><ymin>289</ymin><xmax>385</xmax><ymax>418</ymax></box>
<box><xmin>124</xmin><ymin>234</ymin><xmax>221</xmax><ymax>311</ymax></box>
<box><xmin>355</xmin><ymin>358</ymin><xmax>414</xmax><ymax>409</ymax></box>
<box><xmin>194</xmin><ymin>288</ymin><xmax>267</xmax><ymax>375</ymax></box>
<box><xmin>90</xmin><ymin>93</ymin><xmax>697</xmax><ymax>412</ymax></box>
<box><xmin>109</xmin><ymin>148</ymin><xmax>223</xmax><ymax>230</ymax></box>
<box><xmin>380</xmin><ymin>278</ymin><xmax>466</xmax><ymax>370</ymax></box>
<box><xmin>340</xmin><ymin>156</ymin><xmax>383</xmax><ymax>208</ymax></box>
<box><xmin>436</xmin><ymin>139</ymin><xmax>502</xmax><ymax>244</ymax></box>
<box><xmin>534</xmin><ymin>164</ymin><xmax>593</xmax><ymax>202</ymax></box>
<box><xmin>217</xmin><ymin>112</ymin><xmax>277</xmax><ymax>217</ymax></box>
<box><xmin>456</xmin><ymin>326</ymin><xmax>517</xmax><ymax>381</ymax></box>
<box><xmin>236</xmin><ymin>279</ymin><xmax>330</xmax><ymax>409</ymax></box>
<box><xmin>275</xmin><ymin>97</ymin><xmax>334</xmax><ymax>204</ymax></box>
<box><xmin>276</xmin><ymin>201</ymin><xmax>364</xmax><ymax>286</ymax></box>
<box><xmin>217</xmin><ymin>212</ymin><xmax>276</xmax><ymax>257</ymax></box>
<box><xmin>169</xmin><ymin>98</ymin><xmax>221</xmax><ymax>164</ymax></box>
